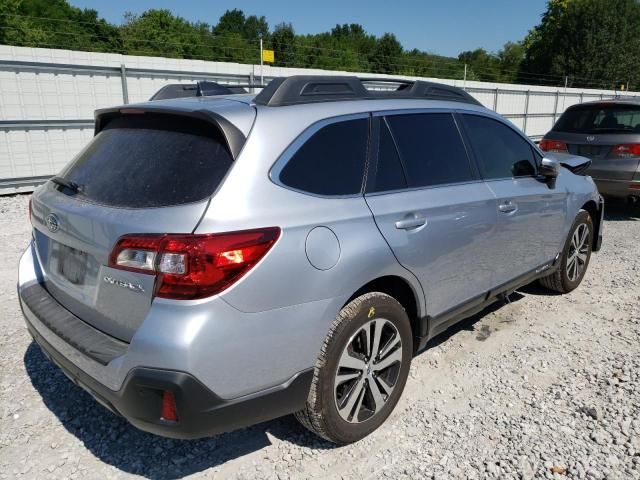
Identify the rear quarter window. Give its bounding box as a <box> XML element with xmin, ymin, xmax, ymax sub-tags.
<box><xmin>278</xmin><ymin>118</ymin><xmax>369</xmax><ymax>196</ymax></box>
<box><xmin>59</xmin><ymin>114</ymin><xmax>234</xmax><ymax>208</ymax></box>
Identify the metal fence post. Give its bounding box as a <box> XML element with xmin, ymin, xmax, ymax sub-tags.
<box><xmin>579</xmin><ymin>92</ymin><xmax>584</xmax><ymax>104</ymax></box>
<box><xmin>493</xmin><ymin>88</ymin><xmax>499</xmax><ymax>111</ymax></box>
<box><xmin>523</xmin><ymin>90</ymin><xmax>530</xmax><ymax>135</ymax></box>
<box><xmin>553</xmin><ymin>90</ymin><xmax>559</xmax><ymax>123</ymax></box>
<box><xmin>249</xmin><ymin>72</ymin><xmax>254</xmax><ymax>93</ymax></box>
<box><xmin>120</xmin><ymin>64</ymin><xmax>129</xmax><ymax>104</ymax></box>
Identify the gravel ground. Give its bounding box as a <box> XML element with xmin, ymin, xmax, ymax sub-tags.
<box><xmin>0</xmin><ymin>193</ymin><xmax>639</xmax><ymax>480</ymax></box>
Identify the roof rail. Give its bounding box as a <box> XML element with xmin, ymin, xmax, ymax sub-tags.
<box><xmin>150</xmin><ymin>81</ymin><xmax>263</xmax><ymax>101</ymax></box>
<box><xmin>253</xmin><ymin>75</ymin><xmax>482</xmax><ymax>107</ymax></box>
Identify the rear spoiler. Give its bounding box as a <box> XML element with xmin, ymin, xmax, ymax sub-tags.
<box><xmin>93</xmin><ymin>106</ymin><xmax>246</xmax><ymax>160</ymax></box>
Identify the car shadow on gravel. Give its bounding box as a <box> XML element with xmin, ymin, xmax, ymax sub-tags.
<box><xmin>602</xmin><ymin>200</ymin><xmax>640</xmax><ymax>221</ymax></box>
<box><xmin>24</xmin><ymin>343</ymin><xmax>337</xmax><ymax>479</ymax></box>
<box><xmin>424</xmin><ymin>292</ymin><xmax>525</xmax><ymax>348</ymax></box>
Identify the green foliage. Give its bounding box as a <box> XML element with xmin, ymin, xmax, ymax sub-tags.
<box><xmin>3</xmin><ymin>0</ymin><xmax>639</xmax><ymax>89</ymax></box>
<box><xmin>521</xmin><ymin>0</ymin><xmax>640</xmax><ymax>88</ymax></box>
<box><xmin>270</xmin><ymin>22</ymin><xmax>295</xmax><ymax>67</ymax></box>
<box><xmin>0</xmin><ymin>0</ymin><xmax>120</xmax><ymax>51</ymax></box>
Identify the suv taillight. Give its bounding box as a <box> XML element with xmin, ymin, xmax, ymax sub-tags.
<box><xmin>539</xmin><ymin>139</ymin><xmax>568</xmax><ymax>153</ymax></box>
<box><xmin>109</xmin><ymin>228</ymin><xmax>280</xmax><ymax>300</ymax></box>
<box><xmin>611</xmin><ymin>144</ymin><xmax>640</xmax><ymax>158</ymax></box>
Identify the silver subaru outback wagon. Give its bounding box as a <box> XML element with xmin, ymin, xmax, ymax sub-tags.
<box><xmin>18</xmin><ymin>75</ymin><xmax>604</xmax><ymax>444</ymax></box>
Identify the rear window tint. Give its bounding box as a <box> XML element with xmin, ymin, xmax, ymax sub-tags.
<box><xmin>279</xmin><ymin>118</ymin><xmax>368</xmax><ymax>196</ymax></box>
<box><xmin>553</xmin><ymin>104</ymin><xmax>640</xmax><ymax>134</ymax></box>
<box><xmin>60</xmin><ymin>114</ymin><xmax>233</xmax><ymax>208</ymax></box>
<box><xmin>386</xmin><ymin>113</ymin><xmax>473</xmax><ymax>188</ymax></box>
<box><xmin>371</xmin><ymin>120</ymin><xmax>407</xmax><ymax>192</ymax></box>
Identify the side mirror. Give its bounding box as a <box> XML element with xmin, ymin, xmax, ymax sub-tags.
<box><xmin>539</xmin><ymin>157</ymin><xmax>561</xmax><ymax>179</ymax></box>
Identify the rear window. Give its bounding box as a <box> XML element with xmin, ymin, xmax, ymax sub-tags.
<box><xmin>553</xmin><ymin>104</ymin><xmax>640</xmax><ymax>134</ymax></box>
<box><xmin>59</xmin><ymin>114</ymin><xmax>234</xmax><ymax>208</ymax></box>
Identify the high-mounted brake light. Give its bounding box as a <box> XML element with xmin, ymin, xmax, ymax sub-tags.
<box><xmin>611</xmin><ymin>144</ymin><xmax>640</xmax><ymax>158</ymax></box>
<box><xmin>108</xmin><ymin>228</ymin><xmax>280</xmax><ymax>300</ymax></box>
<box><xmin>539</xmin><ymin>139</ymin><xmax>568</xmax><ymax>153</ymax></box>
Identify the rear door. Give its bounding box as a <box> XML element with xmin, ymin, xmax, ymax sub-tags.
<box><xmin>459</xmin><ymin>112</ymin><xmax>567</xmax><ymax>285</ymax></box>
<box><xmin>30</xmin><ymin>112</ymin><xmax>240</xmax><ymax>341</ymax></box>
<box><xmin>364</xmin><ymin>111</ymin><xmax>498</xmax><ymax>318</ymax></box>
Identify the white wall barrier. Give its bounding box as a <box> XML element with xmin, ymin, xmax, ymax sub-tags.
<box><xmin>1</xmin><ymin>44</ymin><xmax>637</xmax><ymax>194</ymax></box>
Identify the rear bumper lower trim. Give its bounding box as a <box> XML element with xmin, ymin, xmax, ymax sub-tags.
<box><xmin>25</xmin><ymin>312</ymin><xmax>312</xmax><ymax>439</ymax></box>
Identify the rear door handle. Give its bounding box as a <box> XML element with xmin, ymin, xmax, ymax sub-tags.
<box><xmin>395</xmin><ymin>216</ymin><xmax>427</xmax><ymax>230</ymax></box>
<box><xmin>498</xmin><ymin>202</ymin><xmax>518</xmax><ymax>213</ymax></box>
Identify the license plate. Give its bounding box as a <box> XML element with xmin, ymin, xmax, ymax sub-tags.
<box><xmin>57</xmin><ymin>245</ymin><xmax>88</xmax><ymax>285</ymax></box>
<box><xmin>577</xmin><ymin>145</ymin><xmax>601</xmax><ymax>157</ymax></box>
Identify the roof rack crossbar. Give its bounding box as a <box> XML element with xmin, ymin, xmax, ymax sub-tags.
<box><xmin>253</xmin><ymin>75</ymin><xmax>482</xmax><ymax>107</ymax></box>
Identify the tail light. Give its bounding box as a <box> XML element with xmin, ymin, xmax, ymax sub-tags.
<box><xmin>539</xmin><ymin>139</ymin><xmax>568</xmax><ymax>153</ymax></box>
<box><xmin>611</xmin><ymin>144</ymin><xmax>640</xmax><ymax>158</ymax></box>
<box><xmin>108</xmin><ymin>228</ymin><xmax>280</xmax><ymax>300</ymax></box>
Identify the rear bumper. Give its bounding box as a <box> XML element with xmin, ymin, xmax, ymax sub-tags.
<box><xmin>18</xmin><ymin>241</ymin><xmax>320</xmax><ymax>439</ymax></box>
<box><xmin>594</xmin><ymin>177</ymin><xmax>640</xmax><ymax>200</ymax></box>
<box><xmin>25</xmin><ymin>313</ymin><xmax>312</xmax><ymax>439</ymax></box>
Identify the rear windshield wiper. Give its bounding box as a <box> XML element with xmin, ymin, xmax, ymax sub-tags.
<box><xmin>51</xmin><ymin>176</ymin><xmax>82</xmax><ymax>194</ymax></box>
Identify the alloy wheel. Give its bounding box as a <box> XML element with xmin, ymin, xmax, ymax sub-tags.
<box><xmin>333</xmin><ymin>318</ymin><xmax>403</xmax><ymax>423</ymax></box>
<box><xmin>566</xmin><ymin>223</ymin><xmax>590</xmax><ymax>282</ymax></box>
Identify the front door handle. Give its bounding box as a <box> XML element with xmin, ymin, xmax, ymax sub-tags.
<box><xmin>395</xmin><ymin>216</ymin><xmax>427</xmax><ymax>230</ymax></box>
<box><xmin>498</xmin><ymin>202</ymin><xmax>518</xmax><ymax>213</ymax></box>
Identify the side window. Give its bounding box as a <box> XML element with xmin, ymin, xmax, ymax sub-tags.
<box><xmin>279</xmin><ymin>118</ymin><xmax>368</xmax><ymax>195</ymax></box>
<box><xmin>385</xmin><ymin>113</ymin><xmax>474</xmax><ymax>188</ymax></box>
<box><xmin>462</xmin><ymin>115</ymin><xmax>537</xmax><ymax>179</ymax></box>
<box><xmin>371</xmin><ymin>119</ymin><xmax>407</xmax><ymax>192</ymax></box>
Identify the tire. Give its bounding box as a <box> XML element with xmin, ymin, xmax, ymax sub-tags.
<box><xmin>539</xmin><ymin>209</ymin><xmax>594</xmax><ymax>294</ymax></box>
<box><xmin>295</xmin><ymin>292</ymin><xmax>413</xmax><ymax>444</ymax></box>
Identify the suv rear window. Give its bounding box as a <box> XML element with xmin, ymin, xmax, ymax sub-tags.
<box><xmin>59</xmin><ymin>114</ymin><xmax>234</xmax><ymax>208</ymax></box>
<box><xmin>553</xmin><ymin>104</ymin><xmax>640</xmax><ymax>134</ymax></box>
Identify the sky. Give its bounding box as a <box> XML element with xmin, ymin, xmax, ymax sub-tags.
<box><xmin>68</xmin><ymin>0</ymin><xmax>549</xmax><ymax>58</ymax></box>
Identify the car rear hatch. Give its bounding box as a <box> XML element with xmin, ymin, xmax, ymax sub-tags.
<box><xmin>30</xmin><ymin>102</ymin><xmax>254</xmax><ymax>342</ymax></box>
<box><xmin>547</xmin><ymin>102</ymin><xmax>640</xmax><ymax>181</ymax></box>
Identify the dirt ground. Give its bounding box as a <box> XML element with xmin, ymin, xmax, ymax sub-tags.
<box><xmin>0</xmin><ymin>193</ymin><xmax>638</xmax><ymax>480</ymax></box>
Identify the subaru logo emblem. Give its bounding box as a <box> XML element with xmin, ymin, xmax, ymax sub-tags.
<box><xmin>586</xmin><ymin>135</ymin><xmax>595</xmax><ymax>142</ymax></box>
<box><xmin>46</xmin><ymin>213</ymin><xmax>59</xmax><ymax>233</ymax></box>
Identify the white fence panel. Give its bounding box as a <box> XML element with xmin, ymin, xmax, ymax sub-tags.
<box><xmin>1</xmin><ymin>44</ymin><xmax>639</xmax><ymax>194</ymax></box>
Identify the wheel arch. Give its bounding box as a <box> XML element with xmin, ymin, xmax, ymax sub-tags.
<box><xmin>581</xmin><ymin>199</ymin><xmax>602</xmax><ymax>251</ymax></box>
<box><xmin>344</xmin><ymin>275</ymin><xmax>424</xmax><ymax>352</ymax></box>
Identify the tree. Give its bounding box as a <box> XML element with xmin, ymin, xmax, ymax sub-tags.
<box><xmin>0</xmin><ymin>0</ymin><xmax>121</xmax><ymax>52</ymax></box>
<box><xmin>370</xmin><ymin>33</ymin><xmax>403</xmax><ymax>74</ymax></box>
<box><xmin>121</xmin><ymin>9</ymin><xmax>214</xmax><ymax>59</ymax></box>
<box><xmin>521</xmin><ymin>0</ymin><xmax>640</xmax><ymax>88</ymax></box>
<box><xmin>458</xmin><ymin>48</ymin><xmax>501</xmax><ymax>82</ymax></box>
<box><xmin>496</xmin><ymin>41</ymin><xmax>524</xmax><ymax>83</ymax></box>
<box><xmin>214</xmin><ymin>8</ymin><xmax>245</xmax><ymax>35</ymax></box>
<box><xmin>271</xmin><ymin>22</ymin><xmax>296</xmax><ymax>67</ymax></box>
<box><xmin>243</xmin><ymin>15</ymin><xmax>269</xmax><ymax>40</ymax></box>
